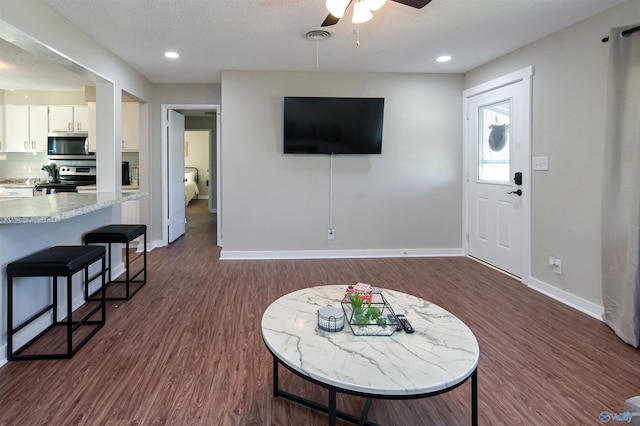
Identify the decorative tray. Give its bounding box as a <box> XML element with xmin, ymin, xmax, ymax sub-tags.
<box><xmin>341</xmin><ymin>291</ymin><xmax>400</xmax><ymax>336</ymax></box>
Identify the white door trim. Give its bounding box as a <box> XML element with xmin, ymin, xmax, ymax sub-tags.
<box><xmin>462</xmin><ymin>66</ymin><xmax>534</xmax><ymax>284</ymax></box>
<box><xmin>161</xmin><ymin>104</ymin><xmax>221</xmax><ymax>247</ymax></box>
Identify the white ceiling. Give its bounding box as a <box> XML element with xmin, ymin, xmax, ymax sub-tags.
<box><xmin>1</xmin><ymin>0</ymin><xmax>627</xmax><ymax>90</ymax></box>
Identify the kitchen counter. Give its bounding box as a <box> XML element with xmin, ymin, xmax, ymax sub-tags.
<box><xmin>0</xmin><ymin>179</ymin><xmax>40</xmax><ymax>186</ymax></box>
<box><xmin>0</xmin><ymin>190</ymin><xmax>149</xmax><ymax>364</ymax></box>
<box><xmin>77</xmin><ymin>184</ymin><xmax>140</xmax><ymax>191</ymax></box>
<box><xmin>0</xmin><ymin>191</ymin><xmax>147</xmax><ymax>224</ymax></box>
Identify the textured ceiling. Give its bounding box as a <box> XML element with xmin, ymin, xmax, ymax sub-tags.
<box><xmin>0</xmin><ymin>0</ymin><xmax>627</xmax><ymax>90</ymax></box>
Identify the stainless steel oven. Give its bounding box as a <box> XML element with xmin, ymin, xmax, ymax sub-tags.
<box><xmin>55</xmin><ymin>160</ymin><xmax>97</xmax><ymax>186</ymax></box>
<box><xmin>47</xmin><ymin>132</ymin><xmax>94</xmax><ymax>159</ymax></box>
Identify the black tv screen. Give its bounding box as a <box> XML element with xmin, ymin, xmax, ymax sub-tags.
<box><xmin>283</xmin><ymin>97</ymin><xmax>384</xmax><ymax>154</ymax></box>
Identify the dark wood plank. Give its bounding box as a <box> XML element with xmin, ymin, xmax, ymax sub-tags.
<box><xmin>0</xmin><ymin>199</ymin><xmax>638</xmax><ymax>425</ymax></box>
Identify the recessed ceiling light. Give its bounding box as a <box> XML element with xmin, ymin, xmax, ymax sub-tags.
<box><xmin>436</xmin><ymin>55</ymin><xmax>452</xmax><ymax>63</ymax></box>
<box><xmin>165</xmin><ymin>51</ymin><xmax>180</xmax><ymax>59</ymax></box>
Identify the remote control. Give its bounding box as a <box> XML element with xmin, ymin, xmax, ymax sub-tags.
<box><xmin>388</xmin><ymin>314</ymin><xmax>403</xmax><ymax>331</ymax></box>
<box><xmin>396</xmin><ymin>314</ymin><xmax>415</xmax><ymax>333</ymax></box>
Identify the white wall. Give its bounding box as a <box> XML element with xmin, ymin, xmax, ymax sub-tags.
<box><xmin>464</xmin><ymin>0</ymin><xmax>640</xmax><ymax>307</ymax></box>
<box><xmin>220</xmin><ymin>71</ymin><xmax>463</xmax><ymax>256</ymax></box>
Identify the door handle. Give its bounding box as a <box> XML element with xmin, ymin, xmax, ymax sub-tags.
<box><xmin>508</xmin><ymin>189</ymin><xmax>522</xmax><ymax>196</ymax></box>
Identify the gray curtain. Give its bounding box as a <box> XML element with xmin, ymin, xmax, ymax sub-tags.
<box><xmin>601</xmin><ymin>25</ymin><xmax>640</xmax><ymax>347</ymax></box>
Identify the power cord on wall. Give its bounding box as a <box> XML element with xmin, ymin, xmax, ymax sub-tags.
<box><xmin>328</xmin><ymin>154</ymin><xmax>335</xmax><ymax>240</ymax></box>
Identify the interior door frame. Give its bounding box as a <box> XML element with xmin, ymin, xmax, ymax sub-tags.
<box><xmin>161</xmin><ymin>103</ymin><xmax>221</xmax><ymax>247</ymax></box>
<box><xmin>462</xmin><ymin>66</ymin><xmax>533</xmax><ymax>284</ymax></box>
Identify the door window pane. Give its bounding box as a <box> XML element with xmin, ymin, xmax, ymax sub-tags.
<box><xmin>478</xmin><ymin>100</ymin><xmax>511</xmax><ymax>182</ymax></box>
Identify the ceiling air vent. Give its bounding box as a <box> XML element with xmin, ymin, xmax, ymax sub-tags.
<box><xmin>302</xmin><ymin>27</ymin><xmax>334</xmax><ymax>42</ymax></box>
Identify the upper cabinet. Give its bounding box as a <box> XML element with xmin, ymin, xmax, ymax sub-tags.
<box><xmin>4</xmin><ymin>105</ymin><xmax>48</xmax><ymax>152</ymax></box>
<box><xmin>74</xmin><ymin>105</ymin><xmax>89</xmax><ymax>132</ymax></box>
<box><xmin>122</xmin><ymin>102</ymin><xmax>139</xmax><ymax>151</ymax></box>
<box><xmin>49</xmin><ymin>105</ymin><xmax>89</xmax><ymax>132</ymax></box>
<box><xmin>2</xmin><ymin>102</ymin><xmax>138</xmax><ymax>153</ymax></box>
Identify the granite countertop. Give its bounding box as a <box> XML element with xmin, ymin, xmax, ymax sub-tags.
<box><xmin>0</xmin><ymin>191</ymin><xmax>148</xmax><ymax>224</ymax></box>
<box><xmin>0</xmin><ymin>179</ymin><xmax>41</xmax><ymax>186</ymax></box>
<box><xmin>78</xmin><ymin>185</ymin><xmax>140</xmax><ymax>191</ymax></box>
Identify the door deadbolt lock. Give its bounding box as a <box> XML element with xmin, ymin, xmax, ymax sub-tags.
<box><xmin>514</xmin><ymin>172</ymin><xmax>522</xmax><ymax>186</ymax></box>
<box><xmin>508</xmin><ymin>189</ymin><xmax>522</xmax><ymax>196</ymax></box>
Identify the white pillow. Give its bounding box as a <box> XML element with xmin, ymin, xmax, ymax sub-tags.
<box><xmin>185</xmin><ymin>172</ymin><xmax>195</xmax><ymax>184</ymax></box>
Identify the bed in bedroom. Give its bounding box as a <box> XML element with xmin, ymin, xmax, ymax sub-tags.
<box><xmin>185</xmin><ymin>167</ymin><xmax>200</xmax><ymax>206</ymax></box>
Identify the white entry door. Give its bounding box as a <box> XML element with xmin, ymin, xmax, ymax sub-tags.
<box><xmin>168</xmin><ymin>109</ymin><xmax>186</xmax><ymax>243</ymax></box>
<box><xmin>465</xmin><ymin>68</ymin><xmax>532</xmax><ymax>278</ymax></box>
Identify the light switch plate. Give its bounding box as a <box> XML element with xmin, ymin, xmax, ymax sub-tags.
<box><xmin>533</xmin><ymin>156</ymin><xmax>549</xmax><ymax>171</ymax></box>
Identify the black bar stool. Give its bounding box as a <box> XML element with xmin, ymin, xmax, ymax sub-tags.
<box><xmin>6</xmin><ymin>245</ymin><xmax>106</xmax><ymax>360</ymax></box>
<box><xmin>84</xmin><ymin>224</ymin><xmax>147</xmax><ymax>301</ymax></box>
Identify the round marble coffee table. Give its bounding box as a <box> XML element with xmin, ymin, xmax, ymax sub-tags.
<box><xmin>261</xmin><ymin>285</ymin><xmax>479</xmax><ymax>425</ymax></box>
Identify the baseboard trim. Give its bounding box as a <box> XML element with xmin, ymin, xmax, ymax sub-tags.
<box><xmin>147</xmin><ymin>240</ymin><xmax>164</xmax><ymax>252</ymax></box>
<box><xmin>219</xmin><ymin>249</ymin><xmax>604</xmax><ymax>321</ymax></box>
<box><xmin>220</xmin><ymin>248</ymin><xmax>464</xmax><ymax>260</ymax></box>
<box><xmin>527</xmin><ymin>276</ymin><xmax>604</xmax><ymax>321</ymax></box>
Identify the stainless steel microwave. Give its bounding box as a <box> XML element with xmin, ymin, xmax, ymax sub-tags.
<box><xmin>47</xmin><ymin>132</ymin><xmax>94</xmax><ymax>159</ymax></box>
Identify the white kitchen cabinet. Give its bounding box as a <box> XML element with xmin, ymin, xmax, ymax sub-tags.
<box><xmin>48</xmin><ymin>105</ymin><xmax>73</xmax><ymax>132</ymax></box>
<box><xmin>4</xmin><ymin>105</ymin><xmax>29</xmax><ymax>151</ymax></box>
<box><xmin>49</xmin><ymin>105</ymin><xmax>89</xmax><ymax>132</ymax></box>
<box><xmin>4</xmin><ymin>105</ymin><xmax>48</xmax><ymax>152</ymax></box>
<box><xmin>0</xmin><ymin>186</ymin><xmax>35</xmax><ymax>198</ymax></box>
<box><xmin>30</xmin><ymin>106</ymin><xmax>48</xmax><ymax>151</ymax></box>
<box><xmin>74</xmin><ymin>105</ymin><xmax>89</xmax><ymax>131</ymax></box>
<box><xmin>121</xmin><ymin>102</ymin><xmax>139</xmax><ymax>151</ymax></box>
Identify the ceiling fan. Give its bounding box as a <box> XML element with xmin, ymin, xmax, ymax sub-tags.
<box><xmin>321</xmin><ymin>0</ymin><xmax>432</xmax><ymax>26</ymax></box>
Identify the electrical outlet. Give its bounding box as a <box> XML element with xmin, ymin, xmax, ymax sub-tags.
<box><xmin>328</xmin><ymin>229</ymin><xmax>335</xmax><ymax>240</ymax></box>
<box><xmin>548</xmin><ymin>255</ymin><xmax>562</xmax><ymax>274</ymax></box>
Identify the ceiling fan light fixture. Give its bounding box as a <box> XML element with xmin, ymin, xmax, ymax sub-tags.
<box><xmin>326</xmin><ymin>0</ymin><xmax>350</xmax><ymax>18</ymax></box>
<box><xmin>352</xmin><ymin>1</ymin><xmax>373</xmax><ymax>24</ymax></box>
<box><xmin>365</xmin><ymin>0</ymin><xmax>386</xmax><ymax>11</ymax></box>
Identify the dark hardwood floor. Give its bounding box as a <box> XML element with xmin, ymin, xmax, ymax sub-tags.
<box><xmin>1</xmin><ymin>199</ymin><xmax>638</xmax><ymax>425</ymax></box>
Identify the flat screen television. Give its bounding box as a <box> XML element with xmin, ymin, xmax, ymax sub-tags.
<box><xmin>283</xmin><ymin>97</ymin><xmax>384</xmax><ymax>154</ymax></box>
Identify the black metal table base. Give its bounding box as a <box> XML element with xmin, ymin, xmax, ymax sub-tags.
<box><xmin>271</xmin><ymin>355</ymin><xmax>478</xmax><ymax>426</ymax></box>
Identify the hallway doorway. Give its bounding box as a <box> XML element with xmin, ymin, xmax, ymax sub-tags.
<box><xmin>161</xmin><ymin>104</ymin><xmax>221</xmax><ymax>247</ymax></box>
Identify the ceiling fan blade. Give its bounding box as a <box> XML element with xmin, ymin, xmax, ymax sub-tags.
<box><xmin>321</xmin><ymin>0</ymin><xmax>353</xmax><ymax>27</ymax></box>
<box><xmin>391</xmin><ymin>0</ymin><xmax>432</xmax><ymax>8</ymax></box>
<box><xmin>321</xmin><ymin>13</ymin><xmax>341</xmax><ymax>26</ymax></box>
